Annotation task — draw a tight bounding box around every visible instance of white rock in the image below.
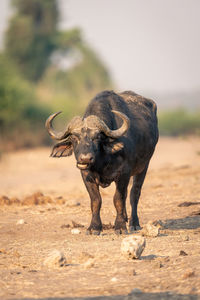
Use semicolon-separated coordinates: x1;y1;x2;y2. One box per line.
16;219;25;225
121;235;146;259
43;250;66;268
83;258;95;269
71;228;81;235
111;277;118;282
141;221;160;237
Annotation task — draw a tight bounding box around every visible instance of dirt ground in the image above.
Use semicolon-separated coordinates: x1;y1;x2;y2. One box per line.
0;137;200;300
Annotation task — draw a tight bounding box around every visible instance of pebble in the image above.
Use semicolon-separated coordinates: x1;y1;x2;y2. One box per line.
141;221;160;237
71;228;81;235
121;235;146;259
78;251;94;263
83;258;95;269
16;219;25;225
111;277;118;282
43;250;66;268
179;250;188;256
182;269;195;279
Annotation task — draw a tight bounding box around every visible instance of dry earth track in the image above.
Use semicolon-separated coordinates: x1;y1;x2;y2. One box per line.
0;137;200;299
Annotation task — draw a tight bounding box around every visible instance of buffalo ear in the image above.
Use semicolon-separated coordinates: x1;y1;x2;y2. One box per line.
50;140;73;158
104;141;124;154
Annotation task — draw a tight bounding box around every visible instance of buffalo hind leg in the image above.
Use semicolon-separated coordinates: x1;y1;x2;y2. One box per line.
129;164;149;231
114;175;130;234
81;171;102;235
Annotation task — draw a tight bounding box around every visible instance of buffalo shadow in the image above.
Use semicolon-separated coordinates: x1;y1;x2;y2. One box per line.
15;290;198;300
162;215;200;231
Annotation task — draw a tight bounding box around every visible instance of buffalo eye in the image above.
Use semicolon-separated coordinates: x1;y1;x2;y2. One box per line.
71;134;80;145
91;132;101;141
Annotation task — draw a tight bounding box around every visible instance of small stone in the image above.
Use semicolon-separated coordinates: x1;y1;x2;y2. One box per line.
16;219;25;225
132;269;136;276
152;219;164;228
66;200;81;207
78;251;94;263
121;235;146;259
0;195;10;205
71;220;84;228
183;235;189;241
83;258;95;269
61;224;71;229
111;277;118;282
43;250;66;268
141;221;160;237
71;228;81;234
179;250;188;256
152;261;163;269
55;196;66;205
182;269;195;279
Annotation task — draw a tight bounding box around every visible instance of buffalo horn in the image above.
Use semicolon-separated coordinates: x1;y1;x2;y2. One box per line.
45;111;82;140
100;110;130;138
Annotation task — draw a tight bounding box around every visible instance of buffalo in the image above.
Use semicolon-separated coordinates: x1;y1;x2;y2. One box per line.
46;90;159;234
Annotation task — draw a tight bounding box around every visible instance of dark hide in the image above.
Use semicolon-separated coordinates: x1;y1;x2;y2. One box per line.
49;90;159;234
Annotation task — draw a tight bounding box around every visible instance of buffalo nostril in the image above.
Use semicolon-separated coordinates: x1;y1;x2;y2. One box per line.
79;153;94;164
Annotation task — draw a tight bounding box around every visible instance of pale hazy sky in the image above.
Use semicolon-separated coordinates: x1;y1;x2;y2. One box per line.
1;0;200;95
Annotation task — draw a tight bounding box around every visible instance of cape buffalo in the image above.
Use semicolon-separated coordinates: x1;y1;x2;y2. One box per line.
46;90;159;234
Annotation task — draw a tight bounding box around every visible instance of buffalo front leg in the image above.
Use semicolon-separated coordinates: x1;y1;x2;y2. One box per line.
81;171;102;235
113;174;130;234
129;164;149;231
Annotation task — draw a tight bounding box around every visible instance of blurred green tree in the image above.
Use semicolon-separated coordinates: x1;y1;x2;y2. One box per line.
0;54;50;150
5;0;58;81
5;0;112;88
1;0;112;151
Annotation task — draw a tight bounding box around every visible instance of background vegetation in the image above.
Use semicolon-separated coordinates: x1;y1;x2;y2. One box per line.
158;109;200;136
0;0;199;152
0;0;112;151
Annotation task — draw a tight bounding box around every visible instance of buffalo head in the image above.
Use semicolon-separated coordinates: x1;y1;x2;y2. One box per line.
45;111;130;170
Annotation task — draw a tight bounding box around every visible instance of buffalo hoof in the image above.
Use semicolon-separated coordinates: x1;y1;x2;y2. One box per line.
86;229;101;236
115;228;129;235
129;225;142;232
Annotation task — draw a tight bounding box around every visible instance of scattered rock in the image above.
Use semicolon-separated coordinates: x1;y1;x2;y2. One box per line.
16;219;25;225
121;235;146;259
179;250;188;256
66;200;81;207
178;201;200;207
43;250;67;268
132;269;137;276
141;221;160;237
61;224;71;229
55;196;66;205
71;228;81;235
182;269;195;279
0;195;11;205
183;235;190;241
78;251;94;263
0;249;7;254
10;197;21;205
83;258;95;269
28;270;38;273
152;261;164;269
152;219;164;228
111;277;118;282
22;192;53;205
0;193;68;206
71;220;84;228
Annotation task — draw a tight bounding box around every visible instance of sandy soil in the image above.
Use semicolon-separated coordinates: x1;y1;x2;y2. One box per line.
0;137;200;299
